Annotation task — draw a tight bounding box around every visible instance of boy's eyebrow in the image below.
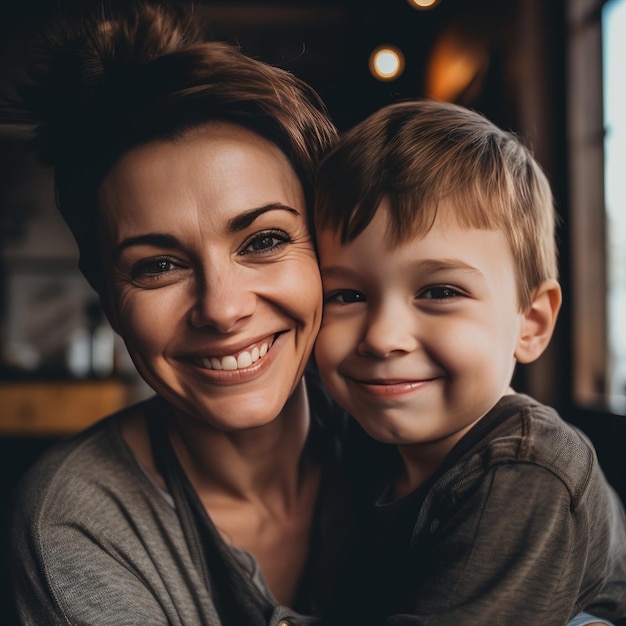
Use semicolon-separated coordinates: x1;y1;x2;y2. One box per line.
320;265;359;280
320;258;484;278
413;258;484;275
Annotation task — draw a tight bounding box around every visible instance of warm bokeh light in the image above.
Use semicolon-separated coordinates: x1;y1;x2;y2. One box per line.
424;28;488;102
407;0;441;10
369;45;405;81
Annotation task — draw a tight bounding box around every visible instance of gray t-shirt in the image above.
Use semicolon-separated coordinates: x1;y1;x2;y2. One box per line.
9;390;352;626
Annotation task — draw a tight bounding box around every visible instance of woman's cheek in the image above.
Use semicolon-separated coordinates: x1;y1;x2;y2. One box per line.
276;250;323;330
114;287;180;355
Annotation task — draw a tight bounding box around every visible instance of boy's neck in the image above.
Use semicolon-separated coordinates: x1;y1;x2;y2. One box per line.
395;435;465;499
394;387;516;497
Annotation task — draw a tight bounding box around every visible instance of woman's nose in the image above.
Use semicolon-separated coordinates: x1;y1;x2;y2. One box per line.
189;265;256;333
357;303;419;358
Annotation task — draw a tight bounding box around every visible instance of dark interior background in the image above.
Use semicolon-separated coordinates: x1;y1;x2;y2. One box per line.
1;0;624;624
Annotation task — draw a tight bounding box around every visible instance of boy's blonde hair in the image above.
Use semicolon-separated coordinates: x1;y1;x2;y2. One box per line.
314;100;558;312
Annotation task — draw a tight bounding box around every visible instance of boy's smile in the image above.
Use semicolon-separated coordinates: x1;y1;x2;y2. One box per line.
315;198;527;467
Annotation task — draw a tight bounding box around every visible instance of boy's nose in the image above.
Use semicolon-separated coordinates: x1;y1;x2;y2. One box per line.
357;303;419;358
189;266;256;333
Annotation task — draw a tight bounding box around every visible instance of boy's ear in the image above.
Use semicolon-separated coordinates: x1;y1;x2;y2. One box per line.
515;279;562;364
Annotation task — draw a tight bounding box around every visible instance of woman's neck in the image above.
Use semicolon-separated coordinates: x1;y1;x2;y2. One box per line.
168;377;312;506
170;377;321;607
121;376;320;606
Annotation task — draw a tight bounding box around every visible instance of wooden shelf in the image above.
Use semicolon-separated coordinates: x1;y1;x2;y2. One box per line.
0;380;131;437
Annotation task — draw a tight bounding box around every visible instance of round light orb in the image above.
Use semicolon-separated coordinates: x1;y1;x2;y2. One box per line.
369;45;405;82
407;0;441;9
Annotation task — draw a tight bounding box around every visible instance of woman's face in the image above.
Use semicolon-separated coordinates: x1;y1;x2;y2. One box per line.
98;123;322;431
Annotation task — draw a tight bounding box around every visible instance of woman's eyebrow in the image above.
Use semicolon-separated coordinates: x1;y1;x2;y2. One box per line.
227;203;299;232
114;233;182;259
112;205;300;259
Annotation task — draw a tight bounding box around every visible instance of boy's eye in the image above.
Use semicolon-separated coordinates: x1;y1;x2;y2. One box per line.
419;285;462;300
240;230;291;255
325;289;366;305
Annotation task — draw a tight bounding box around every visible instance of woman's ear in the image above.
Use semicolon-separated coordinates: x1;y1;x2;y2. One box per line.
99;293;120;336
515;279;562;364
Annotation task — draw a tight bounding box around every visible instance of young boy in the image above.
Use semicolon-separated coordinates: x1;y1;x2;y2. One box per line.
314;100;626;625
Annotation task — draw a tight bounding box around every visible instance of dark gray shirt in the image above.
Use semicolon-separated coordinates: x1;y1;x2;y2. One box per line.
335;394;626;625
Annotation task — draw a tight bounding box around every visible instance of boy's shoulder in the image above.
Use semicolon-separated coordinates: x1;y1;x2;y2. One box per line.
457;393;599;505
488;392;592;458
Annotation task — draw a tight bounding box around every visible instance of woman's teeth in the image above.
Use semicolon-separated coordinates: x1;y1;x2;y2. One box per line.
198;341;271;371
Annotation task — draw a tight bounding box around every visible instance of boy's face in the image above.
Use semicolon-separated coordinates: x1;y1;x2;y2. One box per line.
315;199;526;455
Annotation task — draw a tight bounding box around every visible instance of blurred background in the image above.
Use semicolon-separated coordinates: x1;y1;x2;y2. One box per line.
0;0;624;621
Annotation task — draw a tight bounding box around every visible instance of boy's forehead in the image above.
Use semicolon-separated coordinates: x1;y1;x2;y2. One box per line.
316;206;406;265
316;205;520;306
316;226;348;255
316;196;498;246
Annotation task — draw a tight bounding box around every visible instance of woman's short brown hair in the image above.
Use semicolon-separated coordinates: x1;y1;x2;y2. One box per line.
315;99;557;311
6;2;337;295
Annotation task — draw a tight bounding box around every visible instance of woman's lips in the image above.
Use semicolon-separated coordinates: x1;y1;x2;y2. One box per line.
191;335;276;371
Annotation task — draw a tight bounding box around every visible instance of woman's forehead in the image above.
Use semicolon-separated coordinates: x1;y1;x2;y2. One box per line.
97;123;306;240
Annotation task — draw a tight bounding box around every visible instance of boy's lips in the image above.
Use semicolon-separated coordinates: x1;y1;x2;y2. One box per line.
349;376;439;397
188;334;277;371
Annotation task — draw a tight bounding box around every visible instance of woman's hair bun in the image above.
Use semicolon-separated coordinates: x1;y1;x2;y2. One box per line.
7;2;199;169
1;1;337;295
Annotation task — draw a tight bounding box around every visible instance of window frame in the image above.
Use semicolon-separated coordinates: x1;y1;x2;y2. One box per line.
566;0;623;414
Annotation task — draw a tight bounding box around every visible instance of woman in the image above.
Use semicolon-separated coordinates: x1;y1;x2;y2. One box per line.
6;3;350;624
4;3;614;625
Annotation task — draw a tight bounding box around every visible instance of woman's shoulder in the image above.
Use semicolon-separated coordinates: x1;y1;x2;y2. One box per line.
10;395;165;530
7;397;208;626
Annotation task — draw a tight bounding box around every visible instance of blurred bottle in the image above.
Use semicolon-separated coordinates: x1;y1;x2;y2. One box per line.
66;300;115;378
87;300;115;378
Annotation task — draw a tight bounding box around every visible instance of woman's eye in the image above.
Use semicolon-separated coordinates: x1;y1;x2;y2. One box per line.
130;256;181;281
420;285;462;300
241;230;291;255
325;289;366;305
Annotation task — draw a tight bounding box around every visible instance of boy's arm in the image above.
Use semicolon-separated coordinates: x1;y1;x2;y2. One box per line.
384;462;626;626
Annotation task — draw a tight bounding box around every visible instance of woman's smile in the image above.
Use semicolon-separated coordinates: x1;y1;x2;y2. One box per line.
180;332;284;385
190;333;276;371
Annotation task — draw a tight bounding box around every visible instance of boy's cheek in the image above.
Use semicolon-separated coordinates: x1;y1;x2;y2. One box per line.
315;323;346;370
314;329;348;403
314;325;334;366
